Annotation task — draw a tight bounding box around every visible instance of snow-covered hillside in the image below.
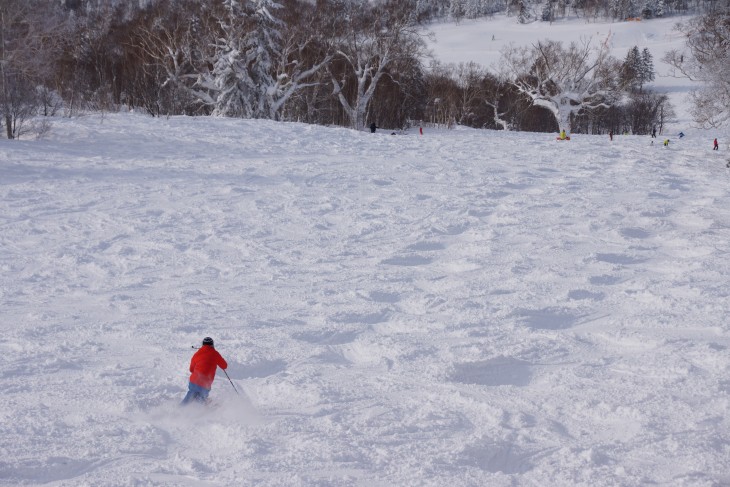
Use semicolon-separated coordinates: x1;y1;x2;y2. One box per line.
427;15;699;126
1;114;728;485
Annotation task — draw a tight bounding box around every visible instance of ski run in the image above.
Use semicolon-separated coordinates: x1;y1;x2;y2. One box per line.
1;112;729;486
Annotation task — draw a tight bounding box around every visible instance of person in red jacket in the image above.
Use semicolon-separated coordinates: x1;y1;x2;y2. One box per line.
181;337;228;405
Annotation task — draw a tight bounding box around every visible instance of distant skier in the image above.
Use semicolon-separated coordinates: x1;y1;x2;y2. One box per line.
678;132;685;139
664;139;670;147
181;337;228;406
609;130;613;141
369;122;377;133
557;129;570;141
713;138;719;150
651;126;656;138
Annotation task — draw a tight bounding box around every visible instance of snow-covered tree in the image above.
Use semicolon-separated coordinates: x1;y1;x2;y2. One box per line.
453;62;487;125
464;0;481;18
641;0;655;18
517;0;531;23
136;0;329;120
134;2;217;114
610;0;639;19
500;38;621;131
1;0;63;138
135;1;241;117
542;1;555;21
209;0;257;117
450;0;466;21
264;25;332;120
664;10;730;128
556;0;567;17
328;6;427;130
481;71;513;130
209;0;287;118
655;0;665;17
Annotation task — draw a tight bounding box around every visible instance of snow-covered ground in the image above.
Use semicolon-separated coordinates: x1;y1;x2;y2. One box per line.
426;15;699;126
1;113;729;485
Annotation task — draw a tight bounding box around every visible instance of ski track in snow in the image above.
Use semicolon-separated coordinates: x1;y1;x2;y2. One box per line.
1;114;729;486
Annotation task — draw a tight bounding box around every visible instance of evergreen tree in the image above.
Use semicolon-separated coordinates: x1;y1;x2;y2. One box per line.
640;47;655;88
621;46;642;91
610;0;639;19
655;0;665;17
609;0;624;18
210;0;284;118
464;0;480;18
542;1;554;21
517;0;531;23
556;0;567;17
211;0;255;117
246;0;284;117
450;0;466;20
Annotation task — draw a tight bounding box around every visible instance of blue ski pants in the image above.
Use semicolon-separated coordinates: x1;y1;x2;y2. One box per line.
180;382;210;405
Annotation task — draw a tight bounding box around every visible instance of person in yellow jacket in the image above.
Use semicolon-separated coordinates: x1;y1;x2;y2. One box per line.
560;129;567;140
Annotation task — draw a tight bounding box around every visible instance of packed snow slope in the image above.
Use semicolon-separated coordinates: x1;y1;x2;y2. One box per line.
427;15;687;71
1;114;729;486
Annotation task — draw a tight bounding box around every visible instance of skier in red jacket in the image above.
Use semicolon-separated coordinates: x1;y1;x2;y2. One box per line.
181;337;228;405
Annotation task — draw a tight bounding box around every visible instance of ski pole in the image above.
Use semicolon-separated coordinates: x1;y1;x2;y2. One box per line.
223;369;240;395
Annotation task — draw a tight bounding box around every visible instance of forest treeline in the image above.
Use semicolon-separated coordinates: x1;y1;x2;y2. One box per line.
1;0;727;139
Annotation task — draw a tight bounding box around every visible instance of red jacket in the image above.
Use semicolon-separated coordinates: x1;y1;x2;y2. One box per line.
189;345;227;389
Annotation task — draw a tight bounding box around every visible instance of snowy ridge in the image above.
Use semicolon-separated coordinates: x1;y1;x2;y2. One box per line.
1;114;729;485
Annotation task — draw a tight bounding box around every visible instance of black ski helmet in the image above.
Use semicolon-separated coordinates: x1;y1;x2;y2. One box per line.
202;337;214;347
